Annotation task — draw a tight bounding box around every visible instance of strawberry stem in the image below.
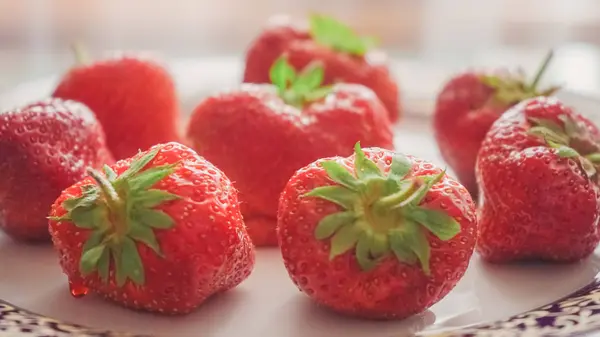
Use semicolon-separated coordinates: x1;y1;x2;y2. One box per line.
374;180;418;210
86;168;126;237
71;42;90;65
530;50;554;91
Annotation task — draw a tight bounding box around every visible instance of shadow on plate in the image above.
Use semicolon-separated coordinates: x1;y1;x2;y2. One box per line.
32;285;251;337
271;295;435;337
473;253;600;320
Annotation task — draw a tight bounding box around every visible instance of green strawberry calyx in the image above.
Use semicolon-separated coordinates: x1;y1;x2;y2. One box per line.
528;114;600;180
481;50;560;106
49;148;180;287
269;56;332;107
303;143;461;275
309;14;378;56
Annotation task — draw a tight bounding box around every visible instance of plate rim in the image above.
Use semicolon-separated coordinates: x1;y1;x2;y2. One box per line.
2;275;600;337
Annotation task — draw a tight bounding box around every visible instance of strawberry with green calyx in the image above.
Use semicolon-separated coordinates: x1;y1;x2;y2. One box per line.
187;58;393;247
243;14;401;121
277;143;477;319
306;143;460;274
433;51;559;198
49;142;255;314
51;148;179;286
477;97;600;263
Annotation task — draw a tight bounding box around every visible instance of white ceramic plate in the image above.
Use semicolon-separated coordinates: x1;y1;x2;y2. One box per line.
1;57;600;337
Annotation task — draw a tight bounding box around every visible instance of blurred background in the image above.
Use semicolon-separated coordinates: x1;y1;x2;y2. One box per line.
1;0;600;101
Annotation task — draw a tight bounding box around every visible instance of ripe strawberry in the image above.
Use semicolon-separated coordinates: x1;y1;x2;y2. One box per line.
277;143;477;319
52;50;181;160
0;98;113;242
476;96;600;262
187;57;393;247
48;142;255;314
243;14;401;122
433;52;558;197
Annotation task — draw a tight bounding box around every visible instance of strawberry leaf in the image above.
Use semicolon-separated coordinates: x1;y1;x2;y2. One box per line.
118;148;159;181
133;189;180;208
121;237;144;285
551;144;580;158
111;246;126;287
63;186;99;211
406;207;461;241
320;160;358;190
314;211;355;240
309;14;377;56
586;153;600;164
97;248;110;283
303;86;332;102
389;221;431;275
81;230;104;256
304;185;357;209
388;229;417;265
270;56;297;93
103;165;117;181
397;171;445;208
355;233;377;270
388;154;412;181
329;225;361;259
369;234;389;258
128;221;162;255
70;205;105;229
528;125;570;145
528;114;600;181
353;142;383;179
481;51;559;105
128;163;177;191
136;209;175;229
528;117;564;134
559;114;586;138
579;157;597;178
293;62;324;95
268;56;332;107
80;244;107;276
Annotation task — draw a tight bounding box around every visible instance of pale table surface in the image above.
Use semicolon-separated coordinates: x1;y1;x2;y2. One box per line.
0;0;599;98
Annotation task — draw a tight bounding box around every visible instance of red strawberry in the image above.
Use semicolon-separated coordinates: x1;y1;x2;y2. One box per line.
476;96;600;262
0;98;113;242
52;50;181;160
433;52;558;197
277;143;477;319
243;14;401;122
187;57;393;247
48;142;255;314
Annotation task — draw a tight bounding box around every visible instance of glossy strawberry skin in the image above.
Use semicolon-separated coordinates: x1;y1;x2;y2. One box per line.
0;98;113;241
433;72;509;198
243;19;401;122
53;56;181;160
476;97;600;262
277;148;477;319
186;84;393;246
48;142;255;314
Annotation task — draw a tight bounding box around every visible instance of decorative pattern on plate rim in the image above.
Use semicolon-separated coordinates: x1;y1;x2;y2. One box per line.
2;279;600;337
